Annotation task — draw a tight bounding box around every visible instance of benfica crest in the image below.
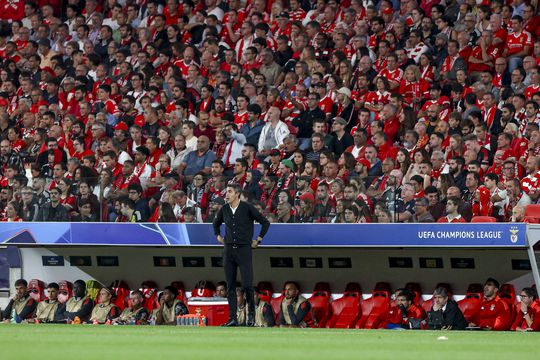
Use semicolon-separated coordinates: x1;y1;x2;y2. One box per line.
509;226;519;243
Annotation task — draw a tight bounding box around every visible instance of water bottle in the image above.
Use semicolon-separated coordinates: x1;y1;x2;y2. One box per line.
10;309;17;324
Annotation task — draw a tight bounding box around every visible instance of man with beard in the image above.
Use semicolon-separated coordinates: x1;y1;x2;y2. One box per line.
280;282;316;328
113;290;149;325
469;278;512;331
448;157;467;191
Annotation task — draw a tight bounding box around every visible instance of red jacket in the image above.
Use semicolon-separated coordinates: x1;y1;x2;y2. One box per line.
474;296;512;330
380;303;426;328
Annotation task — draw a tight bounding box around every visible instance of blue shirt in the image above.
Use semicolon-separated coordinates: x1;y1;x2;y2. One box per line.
182;150;217;176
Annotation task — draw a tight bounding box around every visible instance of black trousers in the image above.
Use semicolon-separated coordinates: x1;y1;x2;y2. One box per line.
223;244;254;321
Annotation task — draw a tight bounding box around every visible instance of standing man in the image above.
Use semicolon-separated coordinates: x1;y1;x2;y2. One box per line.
213;184;270;327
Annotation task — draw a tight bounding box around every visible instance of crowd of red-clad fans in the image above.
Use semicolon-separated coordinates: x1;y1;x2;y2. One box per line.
0;0;540;223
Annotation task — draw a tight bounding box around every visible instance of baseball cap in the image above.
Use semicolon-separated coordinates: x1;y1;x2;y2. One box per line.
277;11;290;19
270;149;281;157
114;122;129;131
356;158;371;170
336;87;351;98
299;192;315;204
281;159;294;170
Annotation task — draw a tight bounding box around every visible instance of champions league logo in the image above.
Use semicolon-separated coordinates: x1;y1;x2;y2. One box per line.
509;226;519;244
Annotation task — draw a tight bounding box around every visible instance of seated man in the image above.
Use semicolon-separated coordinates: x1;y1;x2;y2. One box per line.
64;280;94;323
254;287;275;327
1;279;37;323
236;287;247;326
214;281;227;298
89;287;121;324
469;278;512;331
153;286;188;325
427;287;467;330
382;290;426;329
112;290;149;325
279;281;317;328
512;287;540;331
31;282;65;323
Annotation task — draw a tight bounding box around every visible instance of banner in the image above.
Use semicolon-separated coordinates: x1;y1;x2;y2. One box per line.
0;223;527;247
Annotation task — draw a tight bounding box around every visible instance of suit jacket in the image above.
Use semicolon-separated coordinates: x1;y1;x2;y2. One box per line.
427;300;467;330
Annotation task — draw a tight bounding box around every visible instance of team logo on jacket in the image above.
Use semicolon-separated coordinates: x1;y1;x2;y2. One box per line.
509;226;519;243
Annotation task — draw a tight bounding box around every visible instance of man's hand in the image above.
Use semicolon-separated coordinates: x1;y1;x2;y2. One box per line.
217;235;224;244
285;298;294;306
251;240;259;248
441;325;453;330
521;302;528;313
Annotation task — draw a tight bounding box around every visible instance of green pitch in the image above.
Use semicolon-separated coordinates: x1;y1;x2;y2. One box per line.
0;325;538;359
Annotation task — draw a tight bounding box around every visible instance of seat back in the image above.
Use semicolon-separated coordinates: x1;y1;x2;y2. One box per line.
525;204;540;219
28;279;46;302
471;216;497;223
359;290;390;329
499;283;517;320
58;280;73;304
259;289;272;303
313;282;331;293
327;292;361;328
111;280;130;310
457;295;482;323
373;282;391;293
191;280;215;298
85;280;102;302
344;282;362;295
171;281;186;303
405;282;423;305
270;293;285;323
140;280;159;312
309;290;331;327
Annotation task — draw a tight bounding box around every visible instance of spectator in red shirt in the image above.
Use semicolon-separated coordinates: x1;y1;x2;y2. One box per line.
437;196;467;223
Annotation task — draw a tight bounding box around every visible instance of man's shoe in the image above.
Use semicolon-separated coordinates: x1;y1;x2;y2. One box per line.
222;319;238;327
246;314;255;327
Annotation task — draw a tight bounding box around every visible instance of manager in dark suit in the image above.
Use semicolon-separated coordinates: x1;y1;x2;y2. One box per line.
427;287;468;330
213;183;270;327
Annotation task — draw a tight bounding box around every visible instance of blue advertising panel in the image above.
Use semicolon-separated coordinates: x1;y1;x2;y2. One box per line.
0;223;527;247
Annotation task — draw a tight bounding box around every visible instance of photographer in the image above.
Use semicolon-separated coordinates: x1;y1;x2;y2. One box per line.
427;287;467;330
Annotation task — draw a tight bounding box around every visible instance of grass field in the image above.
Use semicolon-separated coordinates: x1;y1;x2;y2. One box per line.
0;325;539;359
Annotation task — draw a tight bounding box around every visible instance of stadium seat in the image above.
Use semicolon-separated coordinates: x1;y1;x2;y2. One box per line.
191;280;216;298
326;283;362;329
140;280;159;312
309;282;332;327
110;280;130;310
170;281;186;303
86;280;103;302
28;279;45;302
457;284;483;323
257;281;274;302
357;286;391;329
270;284;288;323
525;204;540;220
58;280;73;304
405;282;423;305
326;292;361;328
471;216;497;223
499;284;517;320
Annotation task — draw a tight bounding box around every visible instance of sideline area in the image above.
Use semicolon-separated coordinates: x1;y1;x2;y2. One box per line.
0;325;538;359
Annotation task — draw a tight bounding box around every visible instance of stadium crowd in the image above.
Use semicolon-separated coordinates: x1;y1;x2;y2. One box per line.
2;277;539;330
0;0;540;223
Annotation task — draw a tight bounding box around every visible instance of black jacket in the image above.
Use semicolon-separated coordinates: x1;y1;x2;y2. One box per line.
427;299;467;330
36;202;69;222
213;201;270;245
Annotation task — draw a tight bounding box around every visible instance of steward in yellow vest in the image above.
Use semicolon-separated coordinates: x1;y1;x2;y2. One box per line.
32;282;65;323
113;290;150;325
64;280;94;323
254;287;275;327
279;282;317;328
1;279;37;323
154;286;188;325
89;287;120;324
